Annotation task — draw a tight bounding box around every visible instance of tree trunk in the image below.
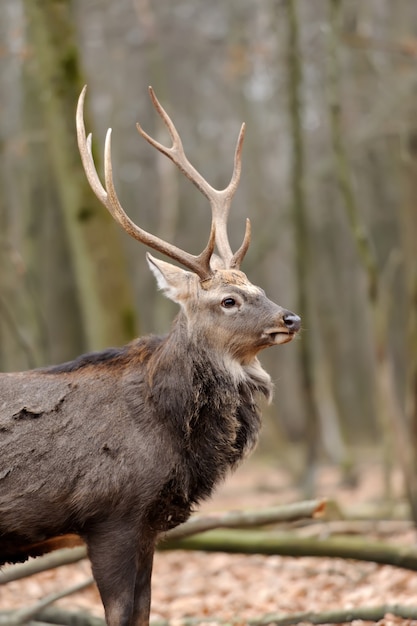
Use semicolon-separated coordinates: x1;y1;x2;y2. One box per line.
23;0;137;352
286;0;322;495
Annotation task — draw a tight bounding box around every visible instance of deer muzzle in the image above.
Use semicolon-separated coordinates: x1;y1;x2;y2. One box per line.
263;311;301;345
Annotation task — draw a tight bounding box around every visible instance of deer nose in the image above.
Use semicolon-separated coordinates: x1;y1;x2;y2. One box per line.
283;312;301;333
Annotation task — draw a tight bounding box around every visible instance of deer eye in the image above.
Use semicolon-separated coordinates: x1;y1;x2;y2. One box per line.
221;297;237;309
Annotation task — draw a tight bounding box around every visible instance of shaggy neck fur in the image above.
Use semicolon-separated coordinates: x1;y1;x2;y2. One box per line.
144;313;273;528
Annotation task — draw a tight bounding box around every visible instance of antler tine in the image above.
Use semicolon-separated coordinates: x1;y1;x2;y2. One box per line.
230;218;251;269
137;87;250;269
76;86;214;280
225;122;245;201
136;87;218;202
76;86;108;205
211;122;246;267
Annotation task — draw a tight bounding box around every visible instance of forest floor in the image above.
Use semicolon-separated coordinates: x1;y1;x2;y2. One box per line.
2;455;417;625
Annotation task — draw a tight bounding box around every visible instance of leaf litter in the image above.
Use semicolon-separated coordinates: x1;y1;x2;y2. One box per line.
1;457;417;626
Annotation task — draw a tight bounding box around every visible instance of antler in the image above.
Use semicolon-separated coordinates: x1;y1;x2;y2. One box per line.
137;87;250;270
76;86;250;279
76;86;215;280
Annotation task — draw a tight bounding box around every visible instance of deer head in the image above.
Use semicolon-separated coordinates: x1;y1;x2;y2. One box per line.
76;87;300;364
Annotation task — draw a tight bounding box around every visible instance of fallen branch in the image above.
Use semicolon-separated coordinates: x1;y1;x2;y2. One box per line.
0;501;325;584
24;604;417;626
165;499;326;540
0;578;94;625
28;605;105;626
242;605;417;625
160;528;417;571
297;518;413;538
28;606;105;625
344;500;410;521
0;547;87;584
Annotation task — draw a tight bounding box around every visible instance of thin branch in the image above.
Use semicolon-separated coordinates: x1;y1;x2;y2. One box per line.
29;606;105;626
297;518;413;538
0;578;94;625
0;546;87;584
150;605;417;626
164;499;326;540
342;32;417;57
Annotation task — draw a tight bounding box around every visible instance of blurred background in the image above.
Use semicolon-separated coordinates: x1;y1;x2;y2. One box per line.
0;0;416;501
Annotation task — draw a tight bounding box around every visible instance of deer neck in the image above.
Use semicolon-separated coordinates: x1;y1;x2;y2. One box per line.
148;313;273;425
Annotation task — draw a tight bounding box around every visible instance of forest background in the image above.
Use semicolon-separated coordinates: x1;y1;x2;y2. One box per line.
1;0;417;501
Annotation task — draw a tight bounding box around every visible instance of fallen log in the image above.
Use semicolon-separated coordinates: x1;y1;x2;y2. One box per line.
160;528;417;571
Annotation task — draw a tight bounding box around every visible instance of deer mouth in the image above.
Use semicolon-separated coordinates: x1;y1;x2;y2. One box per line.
263;328;295;345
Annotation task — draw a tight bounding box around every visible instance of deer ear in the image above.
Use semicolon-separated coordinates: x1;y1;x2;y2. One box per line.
146;253;195;302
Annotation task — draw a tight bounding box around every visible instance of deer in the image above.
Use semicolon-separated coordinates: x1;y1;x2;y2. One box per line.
0;86;301;626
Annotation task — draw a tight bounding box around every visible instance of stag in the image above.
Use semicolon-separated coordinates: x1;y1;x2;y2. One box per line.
0;87;300;626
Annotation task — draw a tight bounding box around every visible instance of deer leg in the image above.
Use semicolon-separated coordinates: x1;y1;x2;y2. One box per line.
86;524;152;626
131;542;155;626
